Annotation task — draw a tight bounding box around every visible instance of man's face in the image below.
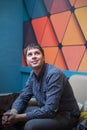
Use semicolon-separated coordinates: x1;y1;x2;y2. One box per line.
26;48;45;69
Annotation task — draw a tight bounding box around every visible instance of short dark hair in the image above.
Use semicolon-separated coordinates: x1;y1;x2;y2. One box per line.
25;42;44;56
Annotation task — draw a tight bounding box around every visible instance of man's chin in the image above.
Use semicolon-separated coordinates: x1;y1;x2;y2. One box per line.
32;65;41;69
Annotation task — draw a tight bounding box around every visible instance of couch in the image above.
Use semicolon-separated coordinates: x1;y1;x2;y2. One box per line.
69;74;87;104
69;74;87;130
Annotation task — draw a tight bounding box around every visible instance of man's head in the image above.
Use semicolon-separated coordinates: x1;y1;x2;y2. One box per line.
25;43;45;72
25;42;44;57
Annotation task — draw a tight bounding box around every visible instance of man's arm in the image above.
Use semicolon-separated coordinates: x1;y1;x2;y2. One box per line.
25;73;64;120
12;82;33;113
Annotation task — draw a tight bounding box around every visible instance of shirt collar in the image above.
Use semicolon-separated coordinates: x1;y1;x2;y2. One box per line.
33;63;45;81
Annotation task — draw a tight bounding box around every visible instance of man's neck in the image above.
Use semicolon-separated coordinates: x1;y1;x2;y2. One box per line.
33;63;45;76
33;65;43;76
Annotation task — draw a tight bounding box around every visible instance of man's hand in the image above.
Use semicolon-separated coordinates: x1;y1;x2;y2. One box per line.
2;109;27;128
2;109;18;127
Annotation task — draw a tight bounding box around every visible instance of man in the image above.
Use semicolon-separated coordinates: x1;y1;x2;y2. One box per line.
2;43;80;130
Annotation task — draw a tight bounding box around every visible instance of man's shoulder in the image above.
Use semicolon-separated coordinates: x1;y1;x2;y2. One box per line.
46;63;60;71
45;63;66;78
45;63;63;75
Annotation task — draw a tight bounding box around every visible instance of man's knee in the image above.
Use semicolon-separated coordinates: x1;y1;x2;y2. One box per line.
24;119;47;130
24;120;37;130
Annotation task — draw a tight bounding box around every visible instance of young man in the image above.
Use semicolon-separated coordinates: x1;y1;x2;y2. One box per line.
2;43;80;130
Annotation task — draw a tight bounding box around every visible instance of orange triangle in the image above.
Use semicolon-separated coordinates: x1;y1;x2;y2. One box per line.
78;49;87;71
75;7;87;40
43;47;58;64
62;13;85;45
54;50;67;70
62;45;85;71
50;11;71;43
41;18;58;47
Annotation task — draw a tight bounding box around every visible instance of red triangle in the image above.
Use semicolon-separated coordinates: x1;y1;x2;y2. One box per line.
62;46;85;70
32;16;48;43
50;11;71;43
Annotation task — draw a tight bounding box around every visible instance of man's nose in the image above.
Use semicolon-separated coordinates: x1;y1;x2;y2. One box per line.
32;54;36;58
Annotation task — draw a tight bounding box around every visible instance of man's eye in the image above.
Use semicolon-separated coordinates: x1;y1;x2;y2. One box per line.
35;52;40;55
28;53;32;56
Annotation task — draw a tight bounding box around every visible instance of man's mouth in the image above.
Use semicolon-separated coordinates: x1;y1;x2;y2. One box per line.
32;60;38;64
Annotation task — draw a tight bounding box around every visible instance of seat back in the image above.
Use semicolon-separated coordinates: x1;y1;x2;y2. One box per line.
69;74;87;104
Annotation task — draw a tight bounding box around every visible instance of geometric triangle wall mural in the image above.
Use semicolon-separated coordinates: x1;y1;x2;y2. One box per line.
23;0;87;72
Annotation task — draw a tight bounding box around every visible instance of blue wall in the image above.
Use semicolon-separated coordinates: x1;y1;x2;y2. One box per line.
0;0;23;93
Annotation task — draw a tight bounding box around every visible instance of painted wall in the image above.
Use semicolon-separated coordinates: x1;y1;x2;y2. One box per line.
21;0;87;89
23;0;87;72
0;0;23;93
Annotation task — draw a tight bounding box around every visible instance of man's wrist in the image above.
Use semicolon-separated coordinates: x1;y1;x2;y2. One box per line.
17;113;27;122
10;108;17;114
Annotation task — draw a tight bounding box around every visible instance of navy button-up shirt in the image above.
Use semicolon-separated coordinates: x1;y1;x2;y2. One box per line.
12;63;80;120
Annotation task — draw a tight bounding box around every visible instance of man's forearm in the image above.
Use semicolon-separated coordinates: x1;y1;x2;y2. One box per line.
11;109;28;122
16;113;28;122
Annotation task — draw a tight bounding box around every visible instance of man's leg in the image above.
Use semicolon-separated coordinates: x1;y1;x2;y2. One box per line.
24;112;77;130
24;118;61;130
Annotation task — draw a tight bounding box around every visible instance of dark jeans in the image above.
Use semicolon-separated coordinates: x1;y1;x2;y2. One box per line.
10;106;78;130
24;113;77;130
